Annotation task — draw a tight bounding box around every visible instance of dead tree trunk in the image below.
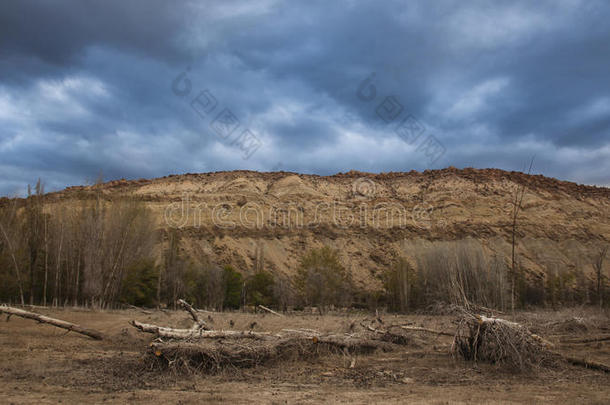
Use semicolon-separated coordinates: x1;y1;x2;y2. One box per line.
258;305;284;317
560;354;610;373
399;325;455;337
593;245;608;309
130;320;272;339
126;304;153;314
43;214;48;307
510;158;534;313
560;335;610;344
0;305;103;340
0;219;25;306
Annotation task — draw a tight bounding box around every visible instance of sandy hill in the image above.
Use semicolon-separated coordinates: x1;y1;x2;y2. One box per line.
41;168;610;291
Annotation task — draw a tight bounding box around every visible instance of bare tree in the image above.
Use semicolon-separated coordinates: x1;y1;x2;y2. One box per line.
25;180;45;304
273;274;294;312
42;203;49;306
206;266;226;310
384;257;414;312
0;174;156;308
509;157;534;313
593;245;609;309
53;211;64;307
42;194;155;308
81;191;105;307
0;199;25;305
101;198;155;306
67;207;85;306
414;239;509;311
162;228;186;309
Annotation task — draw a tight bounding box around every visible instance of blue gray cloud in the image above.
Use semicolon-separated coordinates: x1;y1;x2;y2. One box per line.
1;0;609;196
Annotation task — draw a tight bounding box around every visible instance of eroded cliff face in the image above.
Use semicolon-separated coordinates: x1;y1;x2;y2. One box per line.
45;168;610;290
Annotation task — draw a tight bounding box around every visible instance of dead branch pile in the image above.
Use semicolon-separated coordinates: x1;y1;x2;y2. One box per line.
146;330;395;372
453;313;556;371
130;300;402;371
148;339;301;371
132;300;610;374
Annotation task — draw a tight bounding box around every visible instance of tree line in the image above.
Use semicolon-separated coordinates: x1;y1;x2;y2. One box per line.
0;180;155;307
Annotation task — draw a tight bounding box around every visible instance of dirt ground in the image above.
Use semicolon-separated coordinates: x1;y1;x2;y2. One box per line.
1;307;609;404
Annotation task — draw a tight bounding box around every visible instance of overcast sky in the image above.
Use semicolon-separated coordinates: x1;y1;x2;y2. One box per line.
1;0;609;196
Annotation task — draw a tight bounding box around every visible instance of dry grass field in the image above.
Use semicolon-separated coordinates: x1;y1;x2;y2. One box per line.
1;307;609;404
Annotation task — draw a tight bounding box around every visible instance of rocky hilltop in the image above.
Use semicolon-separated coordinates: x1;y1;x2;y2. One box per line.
45;168;610;291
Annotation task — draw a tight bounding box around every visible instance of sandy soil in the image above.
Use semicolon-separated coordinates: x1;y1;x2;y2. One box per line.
1;307;609;404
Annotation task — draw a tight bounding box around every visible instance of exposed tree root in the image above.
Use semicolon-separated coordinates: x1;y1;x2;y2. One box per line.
453;313;557;371
453;312;610;373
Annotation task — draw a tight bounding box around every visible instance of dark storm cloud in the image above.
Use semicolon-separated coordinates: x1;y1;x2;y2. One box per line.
0;0;609;196
0;0;188;65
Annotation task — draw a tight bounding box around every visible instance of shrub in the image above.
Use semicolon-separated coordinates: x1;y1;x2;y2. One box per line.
245;270;275;307
414;239;509;310
223;265;243;309
295;246;351;312
187;265;225;310
273;274;295;311
383;257;416;312
120;259;158;307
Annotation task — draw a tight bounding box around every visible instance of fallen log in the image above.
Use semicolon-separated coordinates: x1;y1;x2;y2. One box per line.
281;328;320;335
131;319;397;352
560;335;610;344
0;305;103;340
400;325;454;337
559;354;610;373
474;305;505;315
258;305;284;317
127;304;153;315
130;320;271;339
